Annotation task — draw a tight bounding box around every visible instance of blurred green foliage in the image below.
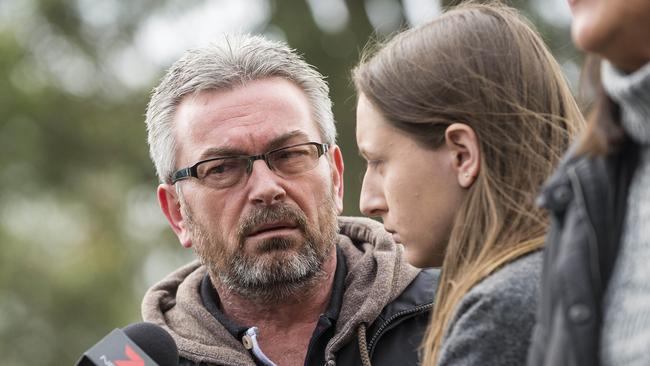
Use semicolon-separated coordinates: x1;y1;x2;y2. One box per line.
0;0;578;364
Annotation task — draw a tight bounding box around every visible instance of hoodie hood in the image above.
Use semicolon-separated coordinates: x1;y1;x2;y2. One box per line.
141;216;420;365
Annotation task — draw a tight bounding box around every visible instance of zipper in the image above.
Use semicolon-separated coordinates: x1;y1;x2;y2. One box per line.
366;302;434;356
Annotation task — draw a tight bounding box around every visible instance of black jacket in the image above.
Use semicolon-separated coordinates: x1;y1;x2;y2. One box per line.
527;143;639;366
334;268;437;366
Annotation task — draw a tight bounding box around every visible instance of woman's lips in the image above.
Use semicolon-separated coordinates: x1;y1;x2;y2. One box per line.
388;231;402;244
384;227;402;244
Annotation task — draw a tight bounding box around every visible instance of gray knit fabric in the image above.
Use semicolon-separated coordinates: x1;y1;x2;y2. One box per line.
437;251;542;366
600;60;650;366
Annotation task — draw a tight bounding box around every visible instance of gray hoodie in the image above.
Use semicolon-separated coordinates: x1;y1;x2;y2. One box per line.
141;216;437;366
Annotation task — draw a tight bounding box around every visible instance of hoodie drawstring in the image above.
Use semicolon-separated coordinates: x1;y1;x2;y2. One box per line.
242;327;278;366
357;324;372;366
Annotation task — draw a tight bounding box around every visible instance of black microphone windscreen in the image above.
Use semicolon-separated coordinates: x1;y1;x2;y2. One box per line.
122;322;179;366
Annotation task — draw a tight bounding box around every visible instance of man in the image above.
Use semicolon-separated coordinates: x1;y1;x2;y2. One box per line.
142;34;438;366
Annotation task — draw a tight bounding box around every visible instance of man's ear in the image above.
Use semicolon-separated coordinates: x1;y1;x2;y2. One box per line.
157;184;193;248
329;145;345;214
444;123;480;188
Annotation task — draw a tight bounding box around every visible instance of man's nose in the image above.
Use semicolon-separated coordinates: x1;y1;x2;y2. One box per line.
246;159;287;206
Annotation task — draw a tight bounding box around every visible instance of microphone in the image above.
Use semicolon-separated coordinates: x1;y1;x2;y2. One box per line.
75;322;179;366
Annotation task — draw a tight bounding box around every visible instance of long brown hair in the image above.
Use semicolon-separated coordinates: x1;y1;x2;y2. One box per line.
353;2;584;364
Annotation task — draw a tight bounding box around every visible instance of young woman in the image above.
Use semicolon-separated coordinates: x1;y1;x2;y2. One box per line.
353;3;584;365
528;1;650;365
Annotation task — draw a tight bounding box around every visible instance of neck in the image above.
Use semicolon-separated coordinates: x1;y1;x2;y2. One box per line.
211;248;338;328
597;28;650;74
602;60;650;145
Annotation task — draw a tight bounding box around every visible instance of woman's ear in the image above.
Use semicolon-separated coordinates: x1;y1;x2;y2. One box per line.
444;123;480;188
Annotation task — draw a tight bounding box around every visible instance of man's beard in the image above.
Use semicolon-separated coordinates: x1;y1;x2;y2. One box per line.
181;192;339;303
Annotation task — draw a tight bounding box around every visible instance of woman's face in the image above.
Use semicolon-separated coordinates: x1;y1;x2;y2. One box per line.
355;94;466;268
568;0;650;71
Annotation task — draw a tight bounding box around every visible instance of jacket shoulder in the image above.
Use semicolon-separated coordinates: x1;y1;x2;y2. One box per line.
369;267;439;337
539;142;638;212
361;268;439;366
379;267;439;318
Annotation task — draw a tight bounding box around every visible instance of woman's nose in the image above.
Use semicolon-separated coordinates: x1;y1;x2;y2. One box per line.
359;173;387;217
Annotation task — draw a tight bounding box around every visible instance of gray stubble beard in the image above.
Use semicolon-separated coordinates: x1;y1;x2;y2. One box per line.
183;191;339;303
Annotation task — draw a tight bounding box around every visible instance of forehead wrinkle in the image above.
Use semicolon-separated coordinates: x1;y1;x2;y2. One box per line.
199;86;299;120
175;79;317;166
209;101;267;122
196;102;308;142
196;130;311;161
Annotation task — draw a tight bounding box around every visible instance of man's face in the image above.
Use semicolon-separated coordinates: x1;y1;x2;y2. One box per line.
158;77;344;300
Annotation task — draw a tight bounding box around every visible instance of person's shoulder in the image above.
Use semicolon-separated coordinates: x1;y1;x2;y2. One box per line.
466;250;542;304
388;267;440;311
451;250;543;323
477;250;542;289
437;252;542;365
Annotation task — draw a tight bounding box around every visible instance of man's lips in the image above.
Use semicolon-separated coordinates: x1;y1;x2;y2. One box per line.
247;222;299;238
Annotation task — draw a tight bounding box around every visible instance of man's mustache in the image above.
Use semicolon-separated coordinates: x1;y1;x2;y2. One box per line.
237;205;309;241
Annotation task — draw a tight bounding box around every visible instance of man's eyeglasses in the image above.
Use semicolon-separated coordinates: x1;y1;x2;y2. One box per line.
171;142;330;189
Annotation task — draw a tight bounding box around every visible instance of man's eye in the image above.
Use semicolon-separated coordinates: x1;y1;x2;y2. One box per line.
277;149;308;160
206;161;240;175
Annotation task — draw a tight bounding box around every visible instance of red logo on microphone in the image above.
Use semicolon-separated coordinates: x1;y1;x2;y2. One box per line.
114;345;144;366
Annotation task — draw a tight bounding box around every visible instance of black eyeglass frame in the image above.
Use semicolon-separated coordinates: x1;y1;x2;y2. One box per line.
170;142;330;185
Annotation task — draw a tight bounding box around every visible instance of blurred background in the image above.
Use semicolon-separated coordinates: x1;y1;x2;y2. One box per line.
0;0;581;364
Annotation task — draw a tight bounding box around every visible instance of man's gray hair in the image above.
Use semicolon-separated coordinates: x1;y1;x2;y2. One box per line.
145;34;336;183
